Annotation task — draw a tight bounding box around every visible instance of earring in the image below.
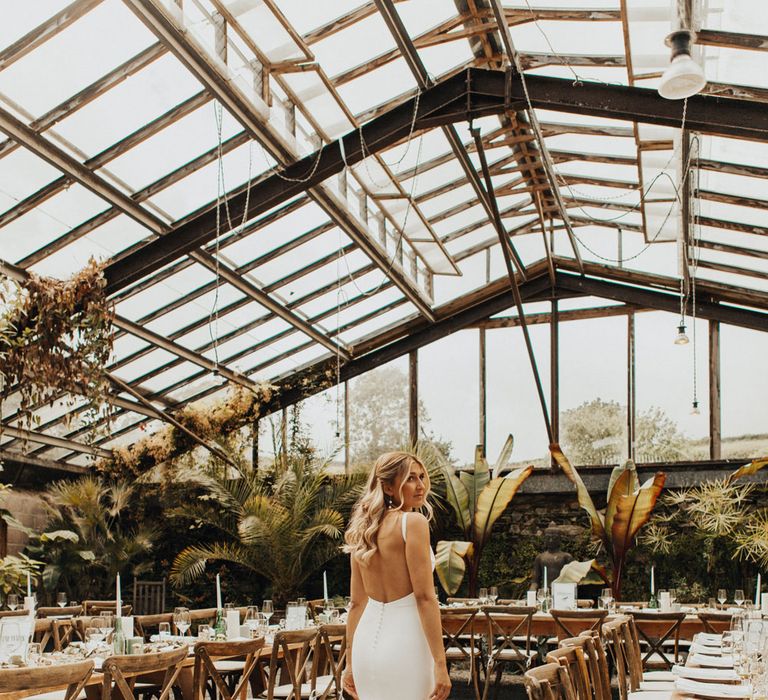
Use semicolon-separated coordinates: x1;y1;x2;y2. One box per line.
384;494;393;509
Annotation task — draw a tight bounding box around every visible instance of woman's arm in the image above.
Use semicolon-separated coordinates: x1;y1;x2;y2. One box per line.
404;512;451;700
343;554;367;699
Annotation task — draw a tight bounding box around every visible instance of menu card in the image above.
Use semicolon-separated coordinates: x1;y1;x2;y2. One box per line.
552;582;577;610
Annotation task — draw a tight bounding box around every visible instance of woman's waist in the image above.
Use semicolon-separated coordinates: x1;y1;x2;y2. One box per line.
366;591;417;609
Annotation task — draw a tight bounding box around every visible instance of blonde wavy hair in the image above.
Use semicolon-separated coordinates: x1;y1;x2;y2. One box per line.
344;451;433;565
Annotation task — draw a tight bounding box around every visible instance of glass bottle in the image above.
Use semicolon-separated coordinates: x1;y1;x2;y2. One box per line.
113;616;125;655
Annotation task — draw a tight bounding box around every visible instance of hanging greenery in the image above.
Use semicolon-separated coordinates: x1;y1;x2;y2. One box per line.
0;258;114;436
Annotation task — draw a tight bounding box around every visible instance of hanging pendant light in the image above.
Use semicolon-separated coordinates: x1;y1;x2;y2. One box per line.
674;323;689;345
658;30;707;100
691;400;701;416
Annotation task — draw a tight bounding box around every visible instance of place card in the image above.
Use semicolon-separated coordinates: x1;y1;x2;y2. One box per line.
226;610;241;640
0;617;33;664
526;591;537;607
552;582;577;610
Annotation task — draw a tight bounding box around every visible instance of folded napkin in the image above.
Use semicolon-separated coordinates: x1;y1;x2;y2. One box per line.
691;642;724;656
691;654;735;668
149;634;190;643
675;678;751;698
696;634;723;647
672;666;740;682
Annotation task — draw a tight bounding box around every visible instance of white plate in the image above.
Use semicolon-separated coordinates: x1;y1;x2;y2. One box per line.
696;634;723;647
691;643;724;656
672;666;740;682
691;654;735;669
676;678;751;698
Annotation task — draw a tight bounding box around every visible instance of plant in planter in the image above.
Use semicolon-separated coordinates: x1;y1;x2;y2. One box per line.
0;259;113;442
436;436;533;596
551;444;665;599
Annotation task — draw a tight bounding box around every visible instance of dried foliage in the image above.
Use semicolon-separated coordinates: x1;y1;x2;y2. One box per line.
0;259;113;435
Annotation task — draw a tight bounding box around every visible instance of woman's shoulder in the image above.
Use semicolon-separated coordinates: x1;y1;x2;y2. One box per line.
403;510;429;533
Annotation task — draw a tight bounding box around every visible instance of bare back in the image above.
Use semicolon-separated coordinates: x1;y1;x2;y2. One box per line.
358;511;415;603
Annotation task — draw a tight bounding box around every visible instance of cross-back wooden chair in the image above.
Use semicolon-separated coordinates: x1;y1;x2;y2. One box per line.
0;609;29;619
603;618;632;700
259;628;318;700
621;617;676;688
100;646;188;700
37;606;84;618
550;609;608;642
558;635;610;700
546;644;591;700
697;611;733;634
524;661;577;700
441;607;482;700
53;619;77;650
134;613;173;639
309;623;348;700
481;605;537;700
193;638;264;700
133;579;166;616
83;601;132;617
33;618;55;653
630;611;686;670
0;658;93;700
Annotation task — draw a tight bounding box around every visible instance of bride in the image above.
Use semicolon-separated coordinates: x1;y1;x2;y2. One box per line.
342;452;451;700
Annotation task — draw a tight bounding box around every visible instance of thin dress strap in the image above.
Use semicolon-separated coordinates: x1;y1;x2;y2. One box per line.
401;512;408;542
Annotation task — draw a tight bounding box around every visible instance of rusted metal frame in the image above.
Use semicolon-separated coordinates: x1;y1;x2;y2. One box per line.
698;158;768;180
258;0;314;62
561;195;640;214
472;127;553;442
704;81;768;104
559;173;639;190
0;0;104;72
696;188;768;211
694;238;768;261
0;450;88;475
374;0;525;277
555;270;768;332
627;311;636;461
188;249;352;360
198;0;455;282
302;1;405;45
17;106;235;268
550;149;637;168
518;52;625;70
540;121;635;138
697;29;768;52
708;321;721;460
0;106;170;236
478;327;486;454
118;0;440;318
106;373;239;468
486;2;584;271
550;299;559;450
0;42;167;163
474;303;644;327
568;214;643;233
0;176;69;230
462;0;499;65
408;350;418;446
501;7;621;23
618;0;650;247
680;131;692;287
694;258;768;282
697;216;768;237
0;425;111;459
440;200;531;244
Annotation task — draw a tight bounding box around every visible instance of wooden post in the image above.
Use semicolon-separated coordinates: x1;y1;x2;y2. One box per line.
252;419;259;469
212;12;227;64
344;381;351;473
709;320;721;459
281;406;288;467
551;300;560;452
627;311;636;461
409;350;418;447
479;328;487;455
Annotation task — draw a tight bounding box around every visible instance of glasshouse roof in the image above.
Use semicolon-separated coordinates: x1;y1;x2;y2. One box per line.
0;0;767;473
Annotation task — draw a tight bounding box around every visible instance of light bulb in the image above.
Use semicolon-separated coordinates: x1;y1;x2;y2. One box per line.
691;400;701;416
674;324;689;345
658;30;707;100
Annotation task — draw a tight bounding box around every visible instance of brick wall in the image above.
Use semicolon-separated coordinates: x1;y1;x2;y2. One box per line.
3;490;49;554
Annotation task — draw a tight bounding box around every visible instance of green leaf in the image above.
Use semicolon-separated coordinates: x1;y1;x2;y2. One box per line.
460;446;491;520
610;472;666;564
554;559;596;584
728;457;768;483
473;466;532;548
41;530;80;543
443;469;471;536
607;460;639;503
77;550;96;561
435;540;473;595
492;434;515;479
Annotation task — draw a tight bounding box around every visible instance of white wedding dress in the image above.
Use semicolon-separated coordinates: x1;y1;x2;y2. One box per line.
351;514;436;700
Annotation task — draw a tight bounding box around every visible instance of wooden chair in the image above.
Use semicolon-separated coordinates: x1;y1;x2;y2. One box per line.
83;601;132;617
604;618;632;700
546;645;591;700
524;662;576;700
0;659;93;700
630;612;686;669
53;619;77;650
259;628;318;700
550;609;608;642
37;606;84;618
309;623;348;700
481;606;537;700
193;638;264;700
134;613;173;639
441;607;482;700
0;609;30;618
133;579;166;616
558;635;610;700
100;646;187;700
33;618;55;653
697;611;733;634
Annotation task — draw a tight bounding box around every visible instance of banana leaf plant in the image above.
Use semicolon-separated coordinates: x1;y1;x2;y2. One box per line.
551;444;665;599
727;456;768;483
436;436;532;596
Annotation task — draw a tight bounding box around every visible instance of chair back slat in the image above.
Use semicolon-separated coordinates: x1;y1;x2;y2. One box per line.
558;635;610;700
264;628;318;700
550;609;608;642
630;611;686;670
101;646;187;700
83;601;132;617
603;618;631;700
310;623;347;700
132;579;166;616
193;637;264;700
546;645;591;700
0;659;93;700
134;612;173;639
37;606;84;618
698;611;733;634
524;662;577;700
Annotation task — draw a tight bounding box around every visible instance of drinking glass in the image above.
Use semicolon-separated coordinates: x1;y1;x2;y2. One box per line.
736;589;746;607
173;608;191;636
708;597;717;610
158;622;171;640
27;643;42;665
669;588;677;605
262;600;273;624
245;606;260;636
489;587;499;604
601;588;613;611
537;588;548;607
6;594;18;611
718;589;728;607
478;588;488;605
86;618;105;646
56;592;67;608
98;612;114;641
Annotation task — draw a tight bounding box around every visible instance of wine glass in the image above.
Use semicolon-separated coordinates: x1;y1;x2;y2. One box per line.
601;588;613;611
245;606;259;637
735;589;746;607
56;592;67;608
7;594;18;611
669;588;677;607
87;618;105;647
536;588;548;608
478;588;488;605
173;607;191;636
718;589;728;608
98;612;114;641
158;622;171;640
489;587;499;605
262;600;273;624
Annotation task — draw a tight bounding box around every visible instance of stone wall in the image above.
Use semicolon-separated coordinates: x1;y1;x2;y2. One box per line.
3;489;49;555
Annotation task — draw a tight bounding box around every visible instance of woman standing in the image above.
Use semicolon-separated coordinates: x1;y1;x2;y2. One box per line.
342;452;451;700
